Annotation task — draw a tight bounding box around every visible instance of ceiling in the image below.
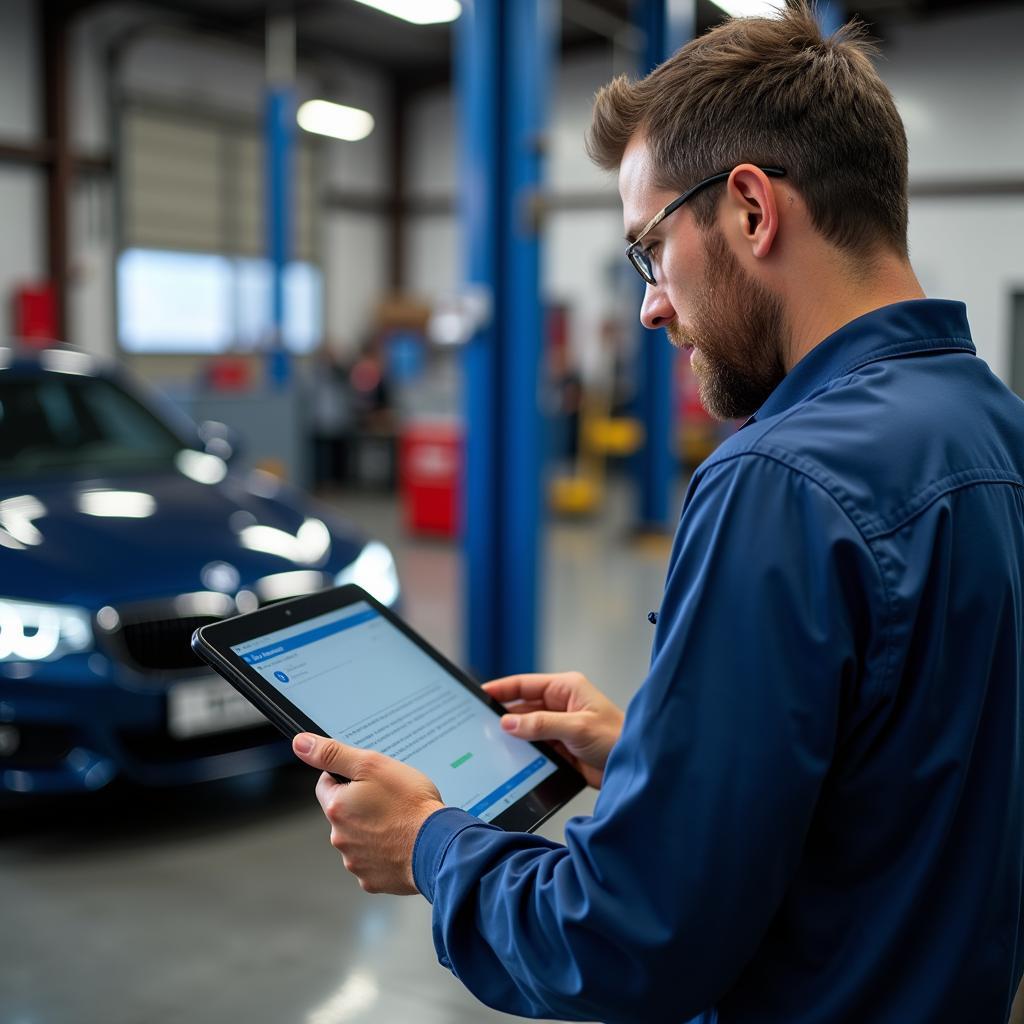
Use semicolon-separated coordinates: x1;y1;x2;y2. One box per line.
80;0;1023;88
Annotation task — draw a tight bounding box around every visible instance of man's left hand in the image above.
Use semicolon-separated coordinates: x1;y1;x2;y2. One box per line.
292;733;444;895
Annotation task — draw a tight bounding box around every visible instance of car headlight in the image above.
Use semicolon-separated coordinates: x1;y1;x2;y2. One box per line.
0;598;93;662
335;541;400;607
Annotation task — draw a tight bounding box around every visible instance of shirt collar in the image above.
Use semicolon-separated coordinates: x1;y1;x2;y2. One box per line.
746;299;975;427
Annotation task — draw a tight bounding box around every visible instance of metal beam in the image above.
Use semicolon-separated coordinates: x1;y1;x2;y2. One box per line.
388;82;409;291
457;0;554;680
42;2;72;341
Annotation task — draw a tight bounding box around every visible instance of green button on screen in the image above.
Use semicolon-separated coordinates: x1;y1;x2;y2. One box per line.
451;752;474;769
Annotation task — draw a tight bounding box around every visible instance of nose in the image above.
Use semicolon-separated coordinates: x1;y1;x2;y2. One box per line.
639;282;675;331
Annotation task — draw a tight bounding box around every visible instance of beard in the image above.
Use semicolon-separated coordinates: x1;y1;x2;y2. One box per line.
667;227;788;421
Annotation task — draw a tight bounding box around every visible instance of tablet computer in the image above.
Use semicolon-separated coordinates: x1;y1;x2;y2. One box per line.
191;584;585;832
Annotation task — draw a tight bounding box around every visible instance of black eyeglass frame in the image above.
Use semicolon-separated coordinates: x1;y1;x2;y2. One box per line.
625;166;787;285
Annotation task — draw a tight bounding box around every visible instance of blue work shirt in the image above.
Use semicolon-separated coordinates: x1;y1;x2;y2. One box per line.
412;299;1024;1023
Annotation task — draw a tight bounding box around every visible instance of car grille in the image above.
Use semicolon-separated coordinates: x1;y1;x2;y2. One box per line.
97;595;236;679
98;582;332;681
118;615;216;672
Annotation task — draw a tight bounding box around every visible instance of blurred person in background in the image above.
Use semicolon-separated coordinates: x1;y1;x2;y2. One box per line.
293;4;1024;1021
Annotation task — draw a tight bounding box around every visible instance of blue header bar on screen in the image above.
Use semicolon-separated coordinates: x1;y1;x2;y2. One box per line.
239;609;379;664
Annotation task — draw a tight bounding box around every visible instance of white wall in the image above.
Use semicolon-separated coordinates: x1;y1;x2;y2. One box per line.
883;6;1024;382
0;169;46;312
884;7;1024;181
402;6;1024;388
0;0;40;143
909;200;1024;380
319;63;393;354
324;211;388;349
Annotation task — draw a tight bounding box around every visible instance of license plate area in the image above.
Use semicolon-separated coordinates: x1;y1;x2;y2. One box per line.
167;676;267;739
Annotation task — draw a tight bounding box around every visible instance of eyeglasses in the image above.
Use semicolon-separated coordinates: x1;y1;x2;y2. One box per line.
625;166;786;285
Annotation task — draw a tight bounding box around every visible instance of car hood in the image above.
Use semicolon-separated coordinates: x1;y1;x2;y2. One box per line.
0;465;365;608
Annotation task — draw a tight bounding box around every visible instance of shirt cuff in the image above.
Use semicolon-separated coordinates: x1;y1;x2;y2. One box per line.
412;806;500;903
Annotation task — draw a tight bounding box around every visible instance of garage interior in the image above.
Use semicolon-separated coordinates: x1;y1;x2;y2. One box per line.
2;0;1023;1022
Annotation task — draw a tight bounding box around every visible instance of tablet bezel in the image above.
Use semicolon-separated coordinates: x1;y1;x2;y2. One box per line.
191;583;584;833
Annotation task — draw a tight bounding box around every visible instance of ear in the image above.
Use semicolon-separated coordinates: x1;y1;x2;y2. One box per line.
725;164;781;259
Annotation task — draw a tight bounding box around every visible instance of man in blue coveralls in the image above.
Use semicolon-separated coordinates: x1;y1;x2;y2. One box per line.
293;4;1024;1020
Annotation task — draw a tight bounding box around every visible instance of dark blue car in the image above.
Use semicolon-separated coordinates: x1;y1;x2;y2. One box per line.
0;344;399;794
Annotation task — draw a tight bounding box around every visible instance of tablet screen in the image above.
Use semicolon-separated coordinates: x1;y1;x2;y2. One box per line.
230;601;559;823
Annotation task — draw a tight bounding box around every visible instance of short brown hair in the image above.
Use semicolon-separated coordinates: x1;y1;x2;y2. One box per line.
587;1;908;258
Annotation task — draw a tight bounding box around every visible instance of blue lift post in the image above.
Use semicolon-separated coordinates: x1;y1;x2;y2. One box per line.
457;0;555;680
631;0;695;534
265;14;294;390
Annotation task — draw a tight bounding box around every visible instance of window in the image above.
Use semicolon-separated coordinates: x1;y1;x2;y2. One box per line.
117;103;321;354
118;249;323;354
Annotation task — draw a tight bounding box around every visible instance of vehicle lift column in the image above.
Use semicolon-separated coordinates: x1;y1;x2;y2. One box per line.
265;12;295;390
631;0;695;534
457;0;555;679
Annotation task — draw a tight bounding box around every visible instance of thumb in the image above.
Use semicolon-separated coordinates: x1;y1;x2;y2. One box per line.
292;733;359;777
502;710;587;745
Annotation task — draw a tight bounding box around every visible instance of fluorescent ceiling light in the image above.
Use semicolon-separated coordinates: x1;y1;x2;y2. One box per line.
708;0;783;17
297;100;375;142
350;0;461;25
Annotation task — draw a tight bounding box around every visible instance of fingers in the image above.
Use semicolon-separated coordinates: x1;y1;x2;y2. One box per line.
501;709;587;745
503;700;546;716
293;733;363;778
483;673;570;704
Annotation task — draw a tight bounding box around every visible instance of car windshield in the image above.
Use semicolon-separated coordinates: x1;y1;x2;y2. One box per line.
0;370;185;476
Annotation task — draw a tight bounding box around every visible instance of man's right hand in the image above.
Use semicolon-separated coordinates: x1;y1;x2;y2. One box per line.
481;672;625;789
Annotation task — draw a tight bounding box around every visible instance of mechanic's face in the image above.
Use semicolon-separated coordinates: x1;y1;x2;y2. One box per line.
619;137;787;421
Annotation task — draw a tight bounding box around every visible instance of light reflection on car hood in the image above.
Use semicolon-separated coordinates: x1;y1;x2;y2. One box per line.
0;465;364;608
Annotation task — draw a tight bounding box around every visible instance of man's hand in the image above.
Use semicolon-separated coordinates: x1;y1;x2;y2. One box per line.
292;734;444;895
482;672;625;789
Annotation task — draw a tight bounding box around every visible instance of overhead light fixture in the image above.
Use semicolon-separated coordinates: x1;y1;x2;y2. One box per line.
708;0;783;17
297;99;375;142
350;0;461;24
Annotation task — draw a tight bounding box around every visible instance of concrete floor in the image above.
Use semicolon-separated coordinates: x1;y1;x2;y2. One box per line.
1;479;677;1024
